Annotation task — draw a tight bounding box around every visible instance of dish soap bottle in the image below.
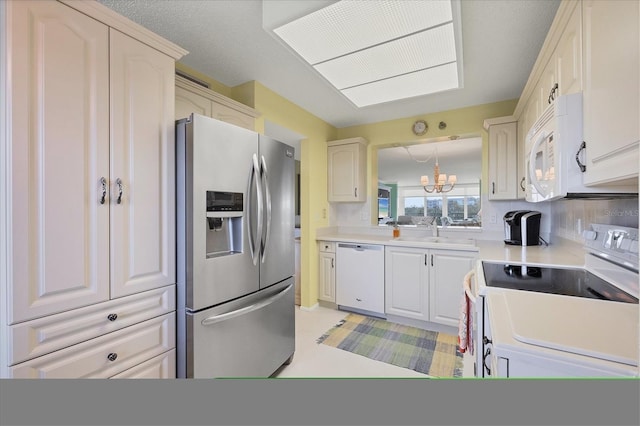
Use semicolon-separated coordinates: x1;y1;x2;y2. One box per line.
393;225;400;239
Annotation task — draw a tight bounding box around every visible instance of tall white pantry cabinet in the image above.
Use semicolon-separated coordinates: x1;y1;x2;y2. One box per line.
0;1;187;378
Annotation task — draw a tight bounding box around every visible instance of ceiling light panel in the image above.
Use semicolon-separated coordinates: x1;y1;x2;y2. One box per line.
342;62;459;107
273;0;453;65
314;23;456;90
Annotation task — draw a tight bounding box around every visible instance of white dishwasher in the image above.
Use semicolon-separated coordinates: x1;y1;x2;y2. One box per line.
336;243;385;317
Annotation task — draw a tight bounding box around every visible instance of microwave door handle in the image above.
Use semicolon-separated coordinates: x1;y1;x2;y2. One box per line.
528;132;548;197
260;155;271;263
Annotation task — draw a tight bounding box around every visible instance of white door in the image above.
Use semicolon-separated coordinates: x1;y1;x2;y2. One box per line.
582;0;639;185
328;143;359;201
318;252;335;302
429;250;475;327
109;29;176;299
488;122;518;200
384;247;429;321
8;0;110;323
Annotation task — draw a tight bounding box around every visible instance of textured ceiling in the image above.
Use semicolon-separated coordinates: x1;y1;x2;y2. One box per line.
97;0;560;128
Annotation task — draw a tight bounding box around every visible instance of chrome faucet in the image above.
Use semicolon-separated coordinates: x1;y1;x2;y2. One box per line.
431;219;439;237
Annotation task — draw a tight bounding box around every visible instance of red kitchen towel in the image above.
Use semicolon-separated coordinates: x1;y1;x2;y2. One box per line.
458;290;473;355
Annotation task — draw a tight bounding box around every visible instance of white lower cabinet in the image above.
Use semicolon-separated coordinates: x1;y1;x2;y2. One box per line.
428;250;476;328
318;241;336;303
111;349;176;379
384;247;429;321
385;246;476;327
10;313;175;379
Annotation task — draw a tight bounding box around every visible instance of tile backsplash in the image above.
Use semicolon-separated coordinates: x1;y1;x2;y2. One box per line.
550;198;639;242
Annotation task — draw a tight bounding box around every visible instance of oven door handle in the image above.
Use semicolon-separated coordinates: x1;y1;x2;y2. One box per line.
463;270;476;303
483;347;492;376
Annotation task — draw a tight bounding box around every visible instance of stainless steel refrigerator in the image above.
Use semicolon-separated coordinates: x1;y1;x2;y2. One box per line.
176;114;295;378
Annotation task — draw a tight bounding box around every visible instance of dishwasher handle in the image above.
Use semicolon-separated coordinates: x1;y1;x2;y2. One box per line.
337;243;383;251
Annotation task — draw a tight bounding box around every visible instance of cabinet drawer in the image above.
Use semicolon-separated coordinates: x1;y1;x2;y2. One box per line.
9;286;175;366
111;349;176;379
10;313;175;378
318;241;336;253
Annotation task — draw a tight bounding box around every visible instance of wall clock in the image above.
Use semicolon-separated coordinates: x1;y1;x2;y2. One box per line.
412;120;428;136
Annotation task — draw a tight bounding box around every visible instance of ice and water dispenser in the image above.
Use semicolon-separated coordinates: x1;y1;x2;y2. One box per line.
206;191;243;258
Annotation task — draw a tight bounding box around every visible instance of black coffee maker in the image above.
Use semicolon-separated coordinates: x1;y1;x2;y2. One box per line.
503;210;542;246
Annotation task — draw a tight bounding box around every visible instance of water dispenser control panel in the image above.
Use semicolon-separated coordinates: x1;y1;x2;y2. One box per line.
207;191;243;212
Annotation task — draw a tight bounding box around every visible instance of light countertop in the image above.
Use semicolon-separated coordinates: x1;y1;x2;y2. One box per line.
316;227;586;267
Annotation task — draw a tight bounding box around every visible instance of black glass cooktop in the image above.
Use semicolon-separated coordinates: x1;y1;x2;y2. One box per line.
482;262;638;304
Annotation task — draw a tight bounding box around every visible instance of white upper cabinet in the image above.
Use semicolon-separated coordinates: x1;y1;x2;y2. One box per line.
175;75;259;131
555;3;582;97
582;0;639;186
485;119;518;200
8;0;111;323
327;137;368;202
8;2;177;322
109;29;176;299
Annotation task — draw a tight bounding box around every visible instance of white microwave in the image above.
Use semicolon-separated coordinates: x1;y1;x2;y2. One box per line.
525;93;636;202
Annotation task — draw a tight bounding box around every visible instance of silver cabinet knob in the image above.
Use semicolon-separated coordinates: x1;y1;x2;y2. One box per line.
107;313;118;322
107;353;118;362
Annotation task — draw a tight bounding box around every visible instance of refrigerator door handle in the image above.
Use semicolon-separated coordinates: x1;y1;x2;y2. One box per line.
247;154;263;265
260;155;272;263
200;284;292;326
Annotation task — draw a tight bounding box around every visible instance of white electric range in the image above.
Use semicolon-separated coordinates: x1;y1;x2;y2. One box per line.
472;223;639;378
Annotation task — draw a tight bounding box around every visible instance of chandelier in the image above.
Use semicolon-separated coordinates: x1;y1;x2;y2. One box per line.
421;152;457;193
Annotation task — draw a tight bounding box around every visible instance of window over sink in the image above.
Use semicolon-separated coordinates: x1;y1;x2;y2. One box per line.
378;136;482;228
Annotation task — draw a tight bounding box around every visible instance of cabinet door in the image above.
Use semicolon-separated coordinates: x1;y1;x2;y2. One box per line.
318;253;336;302
582;0;639;185
110;30;176;299
175;86;212;120
328;142;366;202
555;2;582;97
429;250;475;327
384;247;429;321
487;122;518;200
8;0;110;323
318;252;336;302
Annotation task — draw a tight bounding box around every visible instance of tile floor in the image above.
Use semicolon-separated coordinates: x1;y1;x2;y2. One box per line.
273;305;475;378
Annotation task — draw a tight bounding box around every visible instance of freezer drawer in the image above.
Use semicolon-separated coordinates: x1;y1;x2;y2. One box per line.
184;279;295;378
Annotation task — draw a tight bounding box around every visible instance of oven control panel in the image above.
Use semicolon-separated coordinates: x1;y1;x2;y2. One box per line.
583;224;639;270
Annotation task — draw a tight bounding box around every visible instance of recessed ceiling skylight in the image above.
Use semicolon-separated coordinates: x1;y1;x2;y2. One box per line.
272;0;463;108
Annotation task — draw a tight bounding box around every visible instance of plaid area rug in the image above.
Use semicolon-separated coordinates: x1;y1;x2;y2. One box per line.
316;313;463;378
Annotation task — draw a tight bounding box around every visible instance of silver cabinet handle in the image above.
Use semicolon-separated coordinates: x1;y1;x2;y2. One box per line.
354;188;358;198
520;177;526;191
492;182;495;194
107;353;118;362
115;178;123;204
260;155;271;263
575;141;587;172
100;177;107;204
331;258;334;268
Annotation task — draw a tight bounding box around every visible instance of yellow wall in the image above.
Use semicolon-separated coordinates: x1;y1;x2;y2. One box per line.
174;63;518;309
